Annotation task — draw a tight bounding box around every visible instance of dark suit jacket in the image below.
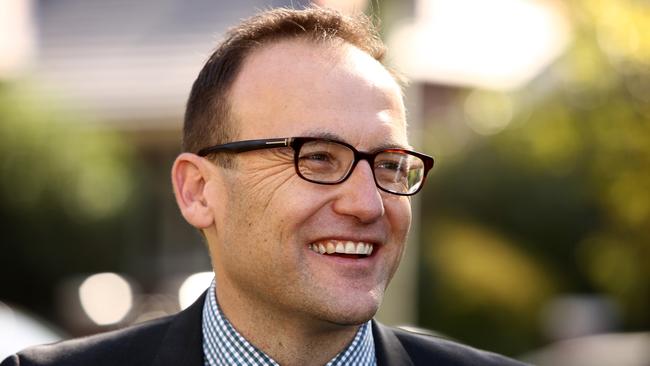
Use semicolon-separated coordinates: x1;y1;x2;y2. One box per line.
2;293;528;365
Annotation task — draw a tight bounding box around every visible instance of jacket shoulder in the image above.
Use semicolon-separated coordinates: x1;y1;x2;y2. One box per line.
389;325;530;366
1;315;174;366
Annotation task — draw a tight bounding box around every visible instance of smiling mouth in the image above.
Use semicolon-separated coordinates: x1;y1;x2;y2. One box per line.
308;240;374;258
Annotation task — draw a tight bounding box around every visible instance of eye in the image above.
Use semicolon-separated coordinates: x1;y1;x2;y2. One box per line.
300;151;334;163
376;159;407;174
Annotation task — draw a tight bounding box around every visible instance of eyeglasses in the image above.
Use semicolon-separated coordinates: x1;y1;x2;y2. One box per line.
197;137;434;196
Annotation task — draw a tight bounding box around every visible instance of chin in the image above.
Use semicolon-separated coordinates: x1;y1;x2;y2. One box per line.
328;311;376;327
319;295;382;327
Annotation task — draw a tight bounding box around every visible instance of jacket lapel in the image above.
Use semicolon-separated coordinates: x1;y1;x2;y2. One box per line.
372;320;414;366
151;292;206;366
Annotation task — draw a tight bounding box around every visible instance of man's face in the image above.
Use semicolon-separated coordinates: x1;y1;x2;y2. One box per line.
206;39;411;327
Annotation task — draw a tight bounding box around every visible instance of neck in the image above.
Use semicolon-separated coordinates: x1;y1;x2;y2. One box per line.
215;285;361;366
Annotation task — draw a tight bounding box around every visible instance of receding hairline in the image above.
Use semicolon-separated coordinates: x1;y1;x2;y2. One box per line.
221;37;409;155
182;6;405;157
228;36;405;117
231;36;404;123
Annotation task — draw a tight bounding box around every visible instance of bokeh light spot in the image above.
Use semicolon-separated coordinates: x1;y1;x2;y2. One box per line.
79;273;132;326
178;272;214;310
464;90;514;135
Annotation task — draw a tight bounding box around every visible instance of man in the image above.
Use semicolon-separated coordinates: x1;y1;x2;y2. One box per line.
2;7;528;366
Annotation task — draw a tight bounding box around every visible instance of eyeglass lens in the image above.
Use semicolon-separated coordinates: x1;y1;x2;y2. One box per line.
296;140;426;194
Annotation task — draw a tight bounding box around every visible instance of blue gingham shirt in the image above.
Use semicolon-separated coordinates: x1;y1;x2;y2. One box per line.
202;279;377;365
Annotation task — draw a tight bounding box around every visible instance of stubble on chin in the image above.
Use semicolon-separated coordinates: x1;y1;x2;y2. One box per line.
304;286;385;328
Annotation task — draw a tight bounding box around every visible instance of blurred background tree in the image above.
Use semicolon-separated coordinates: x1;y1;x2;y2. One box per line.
417;0;649;355
0;82;137;321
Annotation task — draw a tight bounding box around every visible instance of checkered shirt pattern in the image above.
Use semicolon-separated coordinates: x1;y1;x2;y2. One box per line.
202;279;377;366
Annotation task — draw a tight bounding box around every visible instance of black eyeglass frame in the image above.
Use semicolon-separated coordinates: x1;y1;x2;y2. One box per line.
197;137;434;196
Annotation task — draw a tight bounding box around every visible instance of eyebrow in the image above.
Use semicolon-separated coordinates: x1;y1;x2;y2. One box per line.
299;129;412;151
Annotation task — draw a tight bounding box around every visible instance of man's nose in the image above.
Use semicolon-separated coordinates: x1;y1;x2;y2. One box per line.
332;160;385;223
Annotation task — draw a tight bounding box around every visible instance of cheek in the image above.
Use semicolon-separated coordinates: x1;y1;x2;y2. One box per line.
384;199;411;277
235;178;326;247
386;196;412;238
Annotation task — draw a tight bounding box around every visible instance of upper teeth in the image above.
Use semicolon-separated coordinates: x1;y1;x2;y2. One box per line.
308;240;374;256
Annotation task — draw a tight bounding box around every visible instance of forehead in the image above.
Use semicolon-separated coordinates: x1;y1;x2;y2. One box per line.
228;39;408;149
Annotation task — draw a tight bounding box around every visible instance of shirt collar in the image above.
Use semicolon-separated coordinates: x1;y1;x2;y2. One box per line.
202;279;376;366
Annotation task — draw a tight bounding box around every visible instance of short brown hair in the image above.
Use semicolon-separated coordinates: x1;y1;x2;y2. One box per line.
182;7;388;163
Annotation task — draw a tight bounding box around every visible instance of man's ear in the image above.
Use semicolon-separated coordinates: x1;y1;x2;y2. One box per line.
171;153;215;229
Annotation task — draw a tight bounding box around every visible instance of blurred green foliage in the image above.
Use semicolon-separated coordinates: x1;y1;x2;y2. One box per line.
418;0;649;356
0;82;136;319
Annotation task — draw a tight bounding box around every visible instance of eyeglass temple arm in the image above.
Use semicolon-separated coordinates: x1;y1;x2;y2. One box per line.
197;138;291;156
